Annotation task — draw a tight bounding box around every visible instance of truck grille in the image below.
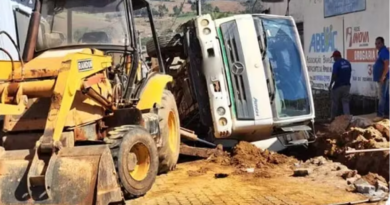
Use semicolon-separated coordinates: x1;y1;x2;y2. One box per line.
220;21;255;120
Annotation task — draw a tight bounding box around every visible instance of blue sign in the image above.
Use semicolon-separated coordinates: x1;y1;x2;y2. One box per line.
309;25;338;53
324;0;366;18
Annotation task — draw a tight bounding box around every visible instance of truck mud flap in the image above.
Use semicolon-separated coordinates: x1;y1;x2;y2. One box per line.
0;145;123;205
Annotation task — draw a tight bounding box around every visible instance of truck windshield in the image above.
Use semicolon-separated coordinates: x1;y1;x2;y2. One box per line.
259;17;310;118
37;0;129;51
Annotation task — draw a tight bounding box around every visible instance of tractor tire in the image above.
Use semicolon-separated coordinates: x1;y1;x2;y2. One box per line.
146;34;182;58
116;127;159;199
157;90;181;174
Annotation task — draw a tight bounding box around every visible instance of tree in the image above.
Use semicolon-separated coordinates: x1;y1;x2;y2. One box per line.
191;2;197;11
202;3;213;14
173;5;180;15
242;0;264;13
211;12;232;20
152;7;160;16
173;3;184;16
158;4;169;17
213;6;220;13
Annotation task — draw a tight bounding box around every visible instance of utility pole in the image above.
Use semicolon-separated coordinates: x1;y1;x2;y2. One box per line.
197;0;201;16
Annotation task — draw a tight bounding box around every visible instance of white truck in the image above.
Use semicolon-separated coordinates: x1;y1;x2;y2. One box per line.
147;13;316;150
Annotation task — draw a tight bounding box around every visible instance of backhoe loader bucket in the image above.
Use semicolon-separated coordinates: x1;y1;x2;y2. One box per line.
0;145;123;205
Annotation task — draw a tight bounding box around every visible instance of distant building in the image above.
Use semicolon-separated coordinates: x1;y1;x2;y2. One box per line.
265;0;389;114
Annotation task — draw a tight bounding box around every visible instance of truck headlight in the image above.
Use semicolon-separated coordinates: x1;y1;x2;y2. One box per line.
219;117;227;126
217;107;226;116
200;19;209;27
203;28;211;35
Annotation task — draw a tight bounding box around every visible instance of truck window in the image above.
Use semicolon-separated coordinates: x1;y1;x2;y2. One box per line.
261;17;310;118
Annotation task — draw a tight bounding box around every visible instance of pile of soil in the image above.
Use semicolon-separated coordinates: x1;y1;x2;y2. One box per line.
314;115;390;181
208;141;297;178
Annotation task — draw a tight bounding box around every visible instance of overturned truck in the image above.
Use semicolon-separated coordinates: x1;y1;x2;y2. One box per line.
147;14;317;150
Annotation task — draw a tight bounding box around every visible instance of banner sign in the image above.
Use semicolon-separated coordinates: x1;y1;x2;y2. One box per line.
324;0;366;18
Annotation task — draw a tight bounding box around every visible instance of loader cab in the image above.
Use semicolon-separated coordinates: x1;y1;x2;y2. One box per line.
25;0;164;98
34;0;132;51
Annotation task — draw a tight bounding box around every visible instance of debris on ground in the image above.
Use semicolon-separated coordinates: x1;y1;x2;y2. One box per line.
180;143;226;159
293;168;312;176
314;116;390;181
292;156;389;198
214;173;229;178
187;167;210;177
207;141;296;178
362;172;387;186
353;178;376;194
328;115;353;135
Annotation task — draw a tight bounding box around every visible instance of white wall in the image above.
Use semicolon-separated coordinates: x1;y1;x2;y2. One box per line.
304;0;389;97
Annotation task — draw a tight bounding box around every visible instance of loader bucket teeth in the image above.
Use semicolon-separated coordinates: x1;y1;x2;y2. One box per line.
0;145;123;205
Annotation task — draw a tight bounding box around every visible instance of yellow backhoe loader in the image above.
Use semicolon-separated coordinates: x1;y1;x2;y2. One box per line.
0;0;181;204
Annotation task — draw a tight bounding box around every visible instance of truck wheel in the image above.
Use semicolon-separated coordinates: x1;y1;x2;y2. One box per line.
146;34;182;58
117;127;158;199
158;90;181;173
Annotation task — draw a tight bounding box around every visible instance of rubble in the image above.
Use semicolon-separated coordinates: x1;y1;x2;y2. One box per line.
208;141;296;178
346;177;360;185
293;168;312;176
214;173;229;178
187;167;210;177
376;180;389;193
353;178;376;194
180;144;226;159
314;116;390;181
341;170;358;179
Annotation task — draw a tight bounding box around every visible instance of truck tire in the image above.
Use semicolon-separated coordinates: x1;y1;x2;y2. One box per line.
146;34;182;58
158;90;181;173
116;127;159;199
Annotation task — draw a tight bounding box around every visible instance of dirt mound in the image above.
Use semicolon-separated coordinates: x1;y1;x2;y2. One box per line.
209;141;296;178
363;172;387;186
230;141;293;168
315;116;389;181
328;115;353;135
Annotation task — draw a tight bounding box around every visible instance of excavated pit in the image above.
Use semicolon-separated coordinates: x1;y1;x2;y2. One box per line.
313;115;390;181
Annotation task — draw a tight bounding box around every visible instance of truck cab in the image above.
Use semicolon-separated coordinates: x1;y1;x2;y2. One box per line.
147;13;316;149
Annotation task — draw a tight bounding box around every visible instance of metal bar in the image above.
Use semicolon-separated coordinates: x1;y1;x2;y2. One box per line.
180;128;198;141
345;148;390;154
84;88;115;111
123;0;140;99
147;4;165;74
180;128;216;147
23;0;41;62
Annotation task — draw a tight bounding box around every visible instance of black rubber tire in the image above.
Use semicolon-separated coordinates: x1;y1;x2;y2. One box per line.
146;34;182;58
157;90;181;174
117;127;159;199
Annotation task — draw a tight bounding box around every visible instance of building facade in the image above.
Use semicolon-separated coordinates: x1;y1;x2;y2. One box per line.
265;0;389;115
